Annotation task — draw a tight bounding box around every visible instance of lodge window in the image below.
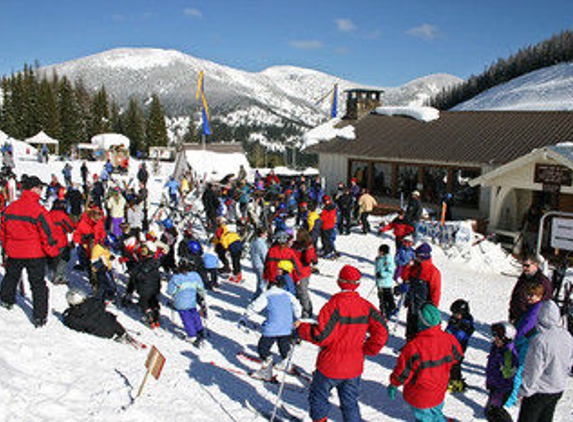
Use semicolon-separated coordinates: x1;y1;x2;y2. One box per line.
347;159;481;208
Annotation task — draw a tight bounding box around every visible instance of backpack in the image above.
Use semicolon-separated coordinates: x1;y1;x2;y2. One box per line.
405;265;430;314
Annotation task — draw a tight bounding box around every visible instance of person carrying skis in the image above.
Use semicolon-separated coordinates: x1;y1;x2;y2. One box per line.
375;243;396;318
296;265;388;422
446;299;475;393
485;321;519;422
239;273;302;381
167;260;207;347
401;242;442;340
388;303;463;421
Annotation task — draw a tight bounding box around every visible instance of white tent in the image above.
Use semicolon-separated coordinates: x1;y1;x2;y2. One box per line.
91;133;130;150
25;131;59;154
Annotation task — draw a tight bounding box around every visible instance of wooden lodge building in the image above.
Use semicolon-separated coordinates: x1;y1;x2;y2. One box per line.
306;89;573;239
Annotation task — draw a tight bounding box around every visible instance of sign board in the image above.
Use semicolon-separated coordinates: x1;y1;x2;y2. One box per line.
145;346;166;380
534;164;572;186
551;217;573;251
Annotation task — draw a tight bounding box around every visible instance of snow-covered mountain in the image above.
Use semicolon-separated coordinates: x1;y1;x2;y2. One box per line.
454;62;573;110
40;48;461;130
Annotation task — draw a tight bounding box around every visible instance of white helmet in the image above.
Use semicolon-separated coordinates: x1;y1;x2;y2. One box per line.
492;321;516;343
66;289;86;306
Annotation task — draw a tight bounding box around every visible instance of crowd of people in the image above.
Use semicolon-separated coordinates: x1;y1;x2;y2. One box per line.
0;154;571;422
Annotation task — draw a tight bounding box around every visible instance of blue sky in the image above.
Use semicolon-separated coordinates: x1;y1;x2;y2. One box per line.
1;0;573;87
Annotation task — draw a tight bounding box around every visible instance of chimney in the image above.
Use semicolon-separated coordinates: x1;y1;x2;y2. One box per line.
344;89;384;120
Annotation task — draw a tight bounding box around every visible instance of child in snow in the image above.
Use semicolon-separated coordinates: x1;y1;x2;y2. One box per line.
446;299;475;392
131;245;162;328
167;260;207;347
379;209;414;249
239;275;302;380
202;251;220;290
90;237;117;302
276;260;296;296
63;289;127;341
375;244;396;317
393;235;415;282
485;322;518;422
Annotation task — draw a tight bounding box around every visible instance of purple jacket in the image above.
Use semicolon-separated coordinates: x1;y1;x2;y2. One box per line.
509;271;552;323
486;343;519;406
515;301;543;342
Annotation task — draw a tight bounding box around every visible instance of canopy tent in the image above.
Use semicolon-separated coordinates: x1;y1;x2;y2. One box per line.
91;133;130;150
25;131;59;155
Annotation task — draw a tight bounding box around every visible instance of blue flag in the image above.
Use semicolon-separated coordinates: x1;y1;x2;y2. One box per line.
330;84;338;118
202;107;212;136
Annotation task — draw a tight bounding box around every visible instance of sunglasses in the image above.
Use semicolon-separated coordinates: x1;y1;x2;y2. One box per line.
522;263;534;268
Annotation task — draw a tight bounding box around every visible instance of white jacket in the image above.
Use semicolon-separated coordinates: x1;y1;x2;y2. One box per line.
520;300;573;397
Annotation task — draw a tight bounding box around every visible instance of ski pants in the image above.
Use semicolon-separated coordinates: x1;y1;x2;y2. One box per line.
0;257;48;320
411;402;446;422
308;370;361;422
257;334;291;360
295;277;313;318
517;392;563;422
179;308;204;338
377;287;396;317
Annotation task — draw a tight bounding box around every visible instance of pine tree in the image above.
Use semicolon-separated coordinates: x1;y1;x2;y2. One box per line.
58;76;84;153
145;94;168;151
183;115;199;143
89;86;110;137
37;77;60;139
110;102;123;133
124;98;145;157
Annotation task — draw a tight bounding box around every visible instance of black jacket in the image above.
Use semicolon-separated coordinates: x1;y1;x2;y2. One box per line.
63;297;124;338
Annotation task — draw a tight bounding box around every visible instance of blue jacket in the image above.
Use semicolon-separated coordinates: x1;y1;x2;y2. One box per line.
375;254;395;288
167;271;205;311
250;237;268;271
395;246;415;267
246;285;302;337
202;252;220;270
446;315;475;351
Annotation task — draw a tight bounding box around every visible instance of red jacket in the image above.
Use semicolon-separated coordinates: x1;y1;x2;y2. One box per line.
320;204;337;230
401;259;442;307
264;244;303;283
390;326;463;409
49;209;75;250
73;212;106;247
293;243;317;279
0;190;59;258
380;218;414;240
298;291;388;379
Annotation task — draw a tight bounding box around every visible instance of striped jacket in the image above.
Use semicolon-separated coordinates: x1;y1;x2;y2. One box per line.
298;291;388;379
0;190;59;258
390;325;463;409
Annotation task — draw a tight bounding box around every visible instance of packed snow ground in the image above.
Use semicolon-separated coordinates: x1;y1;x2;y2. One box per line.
0;155;572;422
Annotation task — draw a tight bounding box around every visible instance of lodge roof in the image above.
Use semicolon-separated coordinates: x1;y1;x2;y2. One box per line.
306;110;573;166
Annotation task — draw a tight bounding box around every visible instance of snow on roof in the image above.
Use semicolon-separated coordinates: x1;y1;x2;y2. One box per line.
91;133;130;149
25;131;59;145
255;166;319;177
373;106;440;122
185;149;250;182
301;117;355;150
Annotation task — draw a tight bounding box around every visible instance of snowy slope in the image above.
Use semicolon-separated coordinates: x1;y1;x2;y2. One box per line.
454;62;573;110
39;48;460;126
0;155;572;421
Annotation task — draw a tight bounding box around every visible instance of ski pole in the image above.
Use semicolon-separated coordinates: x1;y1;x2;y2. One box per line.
270;342;297;422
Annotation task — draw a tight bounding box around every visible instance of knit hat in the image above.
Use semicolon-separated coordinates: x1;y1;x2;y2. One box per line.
415;243;432;261
337;265;361;291
419;304;441;329
21;175;45;190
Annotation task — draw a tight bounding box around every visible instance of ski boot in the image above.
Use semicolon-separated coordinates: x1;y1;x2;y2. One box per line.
252;356;274;381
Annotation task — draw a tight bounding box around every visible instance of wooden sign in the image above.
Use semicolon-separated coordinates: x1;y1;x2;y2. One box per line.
534;164;572;186
145;346;166;380
137;346;166;398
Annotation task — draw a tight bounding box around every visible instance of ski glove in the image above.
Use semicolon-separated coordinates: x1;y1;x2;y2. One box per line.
387;385;397;400
396;283;409;294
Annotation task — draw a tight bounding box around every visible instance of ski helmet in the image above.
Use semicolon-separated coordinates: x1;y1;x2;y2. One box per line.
104;233;117;248
491;321;517;343
162;218;174;229
450;299;470;316
66;289;86;306
187;240;202;256
275;231;289;244
277;260;294;274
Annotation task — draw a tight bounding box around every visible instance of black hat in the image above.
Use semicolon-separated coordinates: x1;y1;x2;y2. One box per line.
21;175;45;190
